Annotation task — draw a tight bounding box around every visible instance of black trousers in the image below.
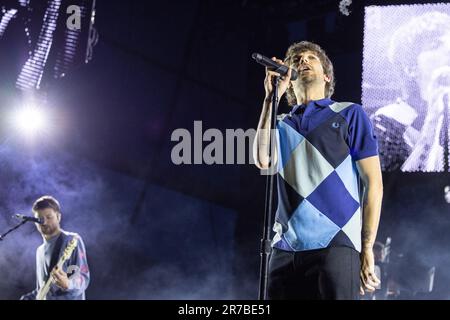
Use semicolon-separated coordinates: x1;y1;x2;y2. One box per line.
268;246;360;300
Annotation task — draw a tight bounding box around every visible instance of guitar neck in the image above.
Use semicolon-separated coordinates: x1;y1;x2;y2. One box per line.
36;274;53;300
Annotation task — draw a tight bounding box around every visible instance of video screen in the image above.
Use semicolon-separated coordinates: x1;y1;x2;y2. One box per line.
362;4;450;172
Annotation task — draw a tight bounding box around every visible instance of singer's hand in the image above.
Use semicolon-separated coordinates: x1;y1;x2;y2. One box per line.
264;57;293;101
51;266;70;290
359;248;381;295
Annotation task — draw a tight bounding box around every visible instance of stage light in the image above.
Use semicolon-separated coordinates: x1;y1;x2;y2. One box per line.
445;186;450;204
11;105;48;137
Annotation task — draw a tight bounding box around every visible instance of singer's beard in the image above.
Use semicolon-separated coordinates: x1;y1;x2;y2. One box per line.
38;225;59;237
299;71;317;84
292;74;319;97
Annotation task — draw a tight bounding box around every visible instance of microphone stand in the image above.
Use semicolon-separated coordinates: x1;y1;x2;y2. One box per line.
258;76;279;300
0;220;28;241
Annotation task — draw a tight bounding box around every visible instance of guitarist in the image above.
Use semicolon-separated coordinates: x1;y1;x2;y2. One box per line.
20;196;90;300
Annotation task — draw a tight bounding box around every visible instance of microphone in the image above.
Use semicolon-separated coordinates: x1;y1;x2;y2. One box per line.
13;214;43;224
252;53;298;81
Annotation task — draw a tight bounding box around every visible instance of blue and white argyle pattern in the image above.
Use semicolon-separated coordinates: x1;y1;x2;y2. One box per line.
272;99;378;253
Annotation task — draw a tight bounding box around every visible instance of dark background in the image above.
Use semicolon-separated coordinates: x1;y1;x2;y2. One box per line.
0;0;449;299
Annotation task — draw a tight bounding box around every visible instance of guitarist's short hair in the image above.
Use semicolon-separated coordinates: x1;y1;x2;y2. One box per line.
32;195;61;214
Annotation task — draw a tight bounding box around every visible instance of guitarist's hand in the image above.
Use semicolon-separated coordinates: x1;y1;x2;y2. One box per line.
52;267;70;290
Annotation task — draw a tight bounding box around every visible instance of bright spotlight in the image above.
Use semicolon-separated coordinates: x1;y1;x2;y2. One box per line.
12;105;48;137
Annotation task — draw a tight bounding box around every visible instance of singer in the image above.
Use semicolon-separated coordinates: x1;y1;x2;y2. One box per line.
20;196;90;300
253;41;383;299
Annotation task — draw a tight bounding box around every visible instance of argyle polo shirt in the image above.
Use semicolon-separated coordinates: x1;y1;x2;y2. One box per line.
272;98;378;253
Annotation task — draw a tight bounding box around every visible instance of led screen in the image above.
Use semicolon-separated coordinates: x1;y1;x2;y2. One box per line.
363;4;450;172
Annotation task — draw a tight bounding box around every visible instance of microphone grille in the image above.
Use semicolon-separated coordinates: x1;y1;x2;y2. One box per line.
251;53;261;61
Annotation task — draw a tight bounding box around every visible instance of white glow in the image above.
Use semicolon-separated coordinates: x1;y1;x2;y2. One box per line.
339;0;352;16
12;105;48;137
445;186;450;204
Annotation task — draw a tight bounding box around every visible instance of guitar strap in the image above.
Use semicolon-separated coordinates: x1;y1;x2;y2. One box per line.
46;233;65;281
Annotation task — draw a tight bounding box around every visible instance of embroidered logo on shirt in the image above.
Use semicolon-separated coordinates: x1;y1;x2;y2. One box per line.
332;122;340;129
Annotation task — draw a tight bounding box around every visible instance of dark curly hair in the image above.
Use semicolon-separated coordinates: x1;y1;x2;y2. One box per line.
284;41;335;106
